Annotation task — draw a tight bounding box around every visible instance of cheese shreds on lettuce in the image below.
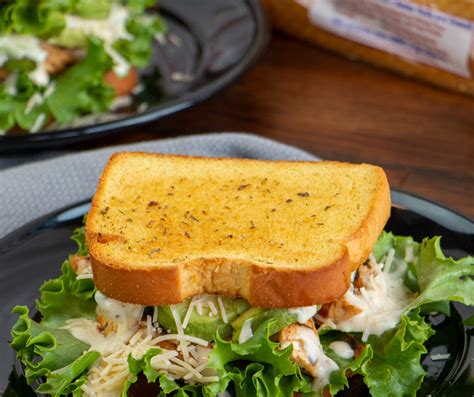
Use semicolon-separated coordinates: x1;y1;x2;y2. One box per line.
8;228;474;396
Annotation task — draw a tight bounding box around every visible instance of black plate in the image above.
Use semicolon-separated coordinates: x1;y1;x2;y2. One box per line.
0;0;268;151
0;191;472;395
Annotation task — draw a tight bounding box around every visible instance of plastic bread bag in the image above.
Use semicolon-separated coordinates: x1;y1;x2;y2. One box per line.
262;0;474;96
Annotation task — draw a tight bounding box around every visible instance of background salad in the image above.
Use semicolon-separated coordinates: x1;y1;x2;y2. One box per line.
0;0;165;134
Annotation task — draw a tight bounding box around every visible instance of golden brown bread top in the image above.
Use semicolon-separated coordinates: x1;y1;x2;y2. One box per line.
86;153;390;307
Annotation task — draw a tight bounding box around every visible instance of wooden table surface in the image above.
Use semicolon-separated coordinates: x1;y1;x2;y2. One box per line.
77;33;474;219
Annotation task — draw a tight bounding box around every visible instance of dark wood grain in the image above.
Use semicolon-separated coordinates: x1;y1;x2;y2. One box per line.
74;33;474;219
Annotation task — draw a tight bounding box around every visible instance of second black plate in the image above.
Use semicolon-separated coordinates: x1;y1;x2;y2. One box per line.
0;0;268;151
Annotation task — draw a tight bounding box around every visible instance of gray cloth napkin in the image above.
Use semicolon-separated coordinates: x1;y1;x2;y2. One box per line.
0;133;318;238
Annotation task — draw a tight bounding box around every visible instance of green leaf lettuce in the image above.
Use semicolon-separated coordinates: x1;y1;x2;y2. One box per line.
10;306;97;386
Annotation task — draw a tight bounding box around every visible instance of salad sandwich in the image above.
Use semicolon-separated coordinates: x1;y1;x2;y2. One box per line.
10;153;474;396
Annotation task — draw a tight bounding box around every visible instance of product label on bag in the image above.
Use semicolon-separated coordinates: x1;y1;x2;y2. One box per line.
298;0;473;77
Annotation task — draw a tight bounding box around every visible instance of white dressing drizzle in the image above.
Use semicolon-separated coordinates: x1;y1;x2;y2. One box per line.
63;291;144;355
288;305;318;323
0;35;49;86
329;341;354;359
238;318;253;344
63;5;132;76
331;254;413;341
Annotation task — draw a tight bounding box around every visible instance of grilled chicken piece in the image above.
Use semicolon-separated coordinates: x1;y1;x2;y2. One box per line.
41;43;78;75
279;319;335;378
0;43;77;82
320;297;362;324
70;254;92;274
353;258;379;289
97;313;118;336
319;259;379;324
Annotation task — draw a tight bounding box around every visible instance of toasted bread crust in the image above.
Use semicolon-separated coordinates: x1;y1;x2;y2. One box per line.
87;153;390;307
343;167;391;270
249;251;351;307
90;243;351;307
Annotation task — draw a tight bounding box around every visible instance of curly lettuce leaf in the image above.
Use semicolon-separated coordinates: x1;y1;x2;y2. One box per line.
360;310;434;397
374;232;474;311
47;37;115;124
210;318;313;396
36;225;95;327
114;13;166;68
408;237;474;309
0;0;67;36
10;306;93;384
36;260;96;328
36;351;100;397
71;225;88;256
319;310;433;397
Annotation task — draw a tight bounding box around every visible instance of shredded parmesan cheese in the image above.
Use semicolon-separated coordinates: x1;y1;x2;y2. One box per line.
170;305;190;360
208;301;218;316
30;113;46;133
182;299;196;329
217;296;228;324
152;306;158;324
383;248;395;273
151;333;209;347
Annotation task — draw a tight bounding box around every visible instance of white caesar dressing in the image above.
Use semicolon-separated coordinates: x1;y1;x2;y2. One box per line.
288;305;318;323
63;291;144;355
332;255;413;341
0;35;49;86
95;290;144;331
311;339;339;392
329;341;354;359
63;4;132;76
238;318;253;344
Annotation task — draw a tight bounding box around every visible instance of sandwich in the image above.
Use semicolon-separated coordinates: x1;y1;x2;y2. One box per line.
10;153;474;396
0;1;165;134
